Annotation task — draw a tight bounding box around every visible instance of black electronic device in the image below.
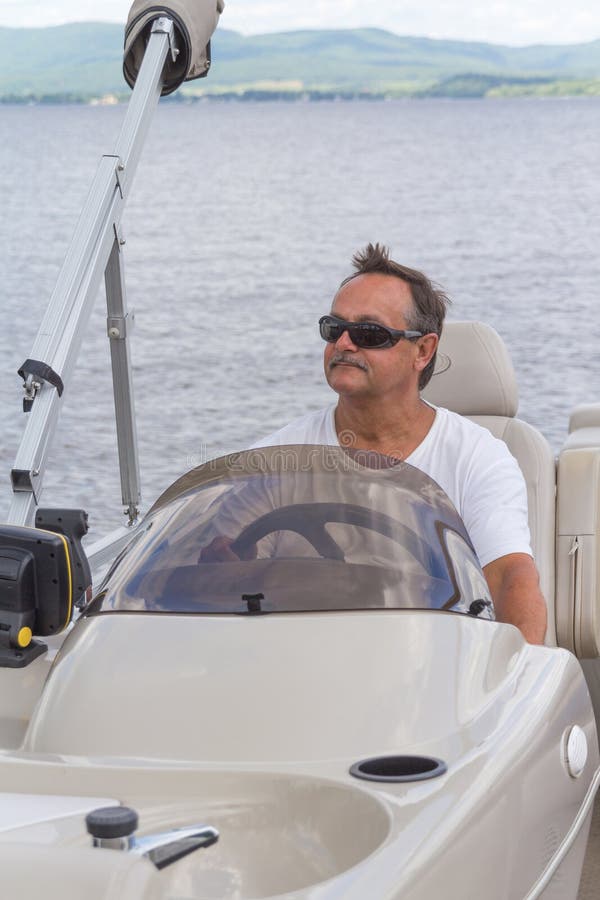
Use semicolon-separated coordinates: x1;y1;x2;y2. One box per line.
0;509;90;668
35;508;91;608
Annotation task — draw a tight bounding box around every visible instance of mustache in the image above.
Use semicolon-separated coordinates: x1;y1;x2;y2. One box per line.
329;353;368;371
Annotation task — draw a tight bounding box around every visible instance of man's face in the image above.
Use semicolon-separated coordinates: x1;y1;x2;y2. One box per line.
324;273;432;402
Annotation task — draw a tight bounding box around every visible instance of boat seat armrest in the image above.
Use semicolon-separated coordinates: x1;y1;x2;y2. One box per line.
556;434;600;657
565;404;600;449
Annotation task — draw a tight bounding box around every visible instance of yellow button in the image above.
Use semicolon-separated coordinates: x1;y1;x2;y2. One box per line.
17;627;32;648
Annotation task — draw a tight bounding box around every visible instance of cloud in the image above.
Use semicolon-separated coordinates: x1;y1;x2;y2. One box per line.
0;1;130;27
1;0;599;45
222;0;600;45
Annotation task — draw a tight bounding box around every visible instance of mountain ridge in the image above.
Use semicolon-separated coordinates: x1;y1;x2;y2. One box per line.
2;23;600;99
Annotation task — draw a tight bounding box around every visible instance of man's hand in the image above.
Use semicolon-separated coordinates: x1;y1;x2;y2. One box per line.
483;553;547;645
199;535;258;562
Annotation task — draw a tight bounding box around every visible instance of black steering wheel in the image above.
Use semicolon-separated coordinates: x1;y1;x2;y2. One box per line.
229;502;432;566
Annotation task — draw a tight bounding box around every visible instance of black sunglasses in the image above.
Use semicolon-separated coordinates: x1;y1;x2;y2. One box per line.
319;314;422;349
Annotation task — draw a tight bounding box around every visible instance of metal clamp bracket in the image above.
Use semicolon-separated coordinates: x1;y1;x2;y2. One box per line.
113;223;126;247
151;16;179;62
107;312;135;340
17;359;64;413
103;155;126;198
10;468;39;499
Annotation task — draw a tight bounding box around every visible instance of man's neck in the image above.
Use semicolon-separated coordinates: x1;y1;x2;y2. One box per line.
334;395;435;460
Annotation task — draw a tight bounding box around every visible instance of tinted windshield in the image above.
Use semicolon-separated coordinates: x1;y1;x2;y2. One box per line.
90;446;493;619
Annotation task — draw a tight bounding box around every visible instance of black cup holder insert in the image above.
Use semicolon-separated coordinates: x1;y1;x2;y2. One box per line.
350;755;447;783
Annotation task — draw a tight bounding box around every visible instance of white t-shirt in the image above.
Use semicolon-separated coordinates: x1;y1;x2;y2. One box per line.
254;404;532;568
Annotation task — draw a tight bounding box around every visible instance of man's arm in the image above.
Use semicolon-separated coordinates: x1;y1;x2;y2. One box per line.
483;552;547;645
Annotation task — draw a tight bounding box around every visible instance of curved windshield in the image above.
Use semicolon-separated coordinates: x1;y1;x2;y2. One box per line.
89;446;493;619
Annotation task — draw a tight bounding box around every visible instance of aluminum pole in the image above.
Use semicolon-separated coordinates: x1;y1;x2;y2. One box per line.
105;229;141;524
8;19;176;527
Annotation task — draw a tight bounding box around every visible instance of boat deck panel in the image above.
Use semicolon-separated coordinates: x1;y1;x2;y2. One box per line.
578;794;600;899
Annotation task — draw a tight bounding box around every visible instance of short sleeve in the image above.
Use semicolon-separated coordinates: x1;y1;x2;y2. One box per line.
460;437;532;568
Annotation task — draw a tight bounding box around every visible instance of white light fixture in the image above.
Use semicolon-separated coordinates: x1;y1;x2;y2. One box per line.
564;725;588;778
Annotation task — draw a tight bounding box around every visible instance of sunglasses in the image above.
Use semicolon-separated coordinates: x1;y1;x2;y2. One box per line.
319;314;423;349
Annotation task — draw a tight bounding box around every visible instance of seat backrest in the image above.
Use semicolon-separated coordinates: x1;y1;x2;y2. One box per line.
422;321;557;645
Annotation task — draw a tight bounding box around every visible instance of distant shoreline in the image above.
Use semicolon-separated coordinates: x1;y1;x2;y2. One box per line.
2;89;600;105
4;74;600;106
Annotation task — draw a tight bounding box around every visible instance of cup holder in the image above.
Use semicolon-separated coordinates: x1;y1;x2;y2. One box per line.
350;755;447;783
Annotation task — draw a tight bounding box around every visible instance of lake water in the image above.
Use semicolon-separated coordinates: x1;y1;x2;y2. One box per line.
1;99;599;538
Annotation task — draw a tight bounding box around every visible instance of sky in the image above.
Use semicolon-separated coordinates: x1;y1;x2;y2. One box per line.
0;0;598;46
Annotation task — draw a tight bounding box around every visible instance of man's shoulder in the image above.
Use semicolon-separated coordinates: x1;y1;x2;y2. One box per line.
434;405;506;446
428;405;517;473
251;405;336;449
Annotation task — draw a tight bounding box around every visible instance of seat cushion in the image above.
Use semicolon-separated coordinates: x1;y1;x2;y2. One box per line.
424;321;518;417
423;322;557;644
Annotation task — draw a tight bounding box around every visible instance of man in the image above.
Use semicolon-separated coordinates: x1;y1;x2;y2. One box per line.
254;243;547;644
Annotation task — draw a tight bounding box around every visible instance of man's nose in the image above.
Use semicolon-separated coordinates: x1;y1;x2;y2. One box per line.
335;327;358;350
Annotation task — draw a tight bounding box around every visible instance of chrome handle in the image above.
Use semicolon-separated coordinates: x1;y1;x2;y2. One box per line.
132;824;219;870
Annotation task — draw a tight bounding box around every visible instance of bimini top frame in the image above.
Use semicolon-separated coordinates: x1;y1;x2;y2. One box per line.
8;1;224;571
8;19;176;564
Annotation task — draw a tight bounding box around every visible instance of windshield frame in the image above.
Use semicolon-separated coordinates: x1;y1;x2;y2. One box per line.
87;445;494;621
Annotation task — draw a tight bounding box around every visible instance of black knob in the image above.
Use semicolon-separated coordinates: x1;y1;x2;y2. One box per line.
86;806;138;839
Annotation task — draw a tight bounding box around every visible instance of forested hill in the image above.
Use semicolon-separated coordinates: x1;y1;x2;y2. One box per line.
2;22;600;100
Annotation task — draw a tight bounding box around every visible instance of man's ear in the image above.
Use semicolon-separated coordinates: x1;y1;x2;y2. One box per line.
414;333;439;374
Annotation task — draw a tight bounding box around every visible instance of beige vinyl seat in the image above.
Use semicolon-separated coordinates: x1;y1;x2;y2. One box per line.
422;321;557;645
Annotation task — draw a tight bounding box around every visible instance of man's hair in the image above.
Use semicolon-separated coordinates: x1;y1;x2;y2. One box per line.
340;243;450;389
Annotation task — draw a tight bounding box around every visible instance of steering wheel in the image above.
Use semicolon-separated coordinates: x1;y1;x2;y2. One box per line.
229;502;433;566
